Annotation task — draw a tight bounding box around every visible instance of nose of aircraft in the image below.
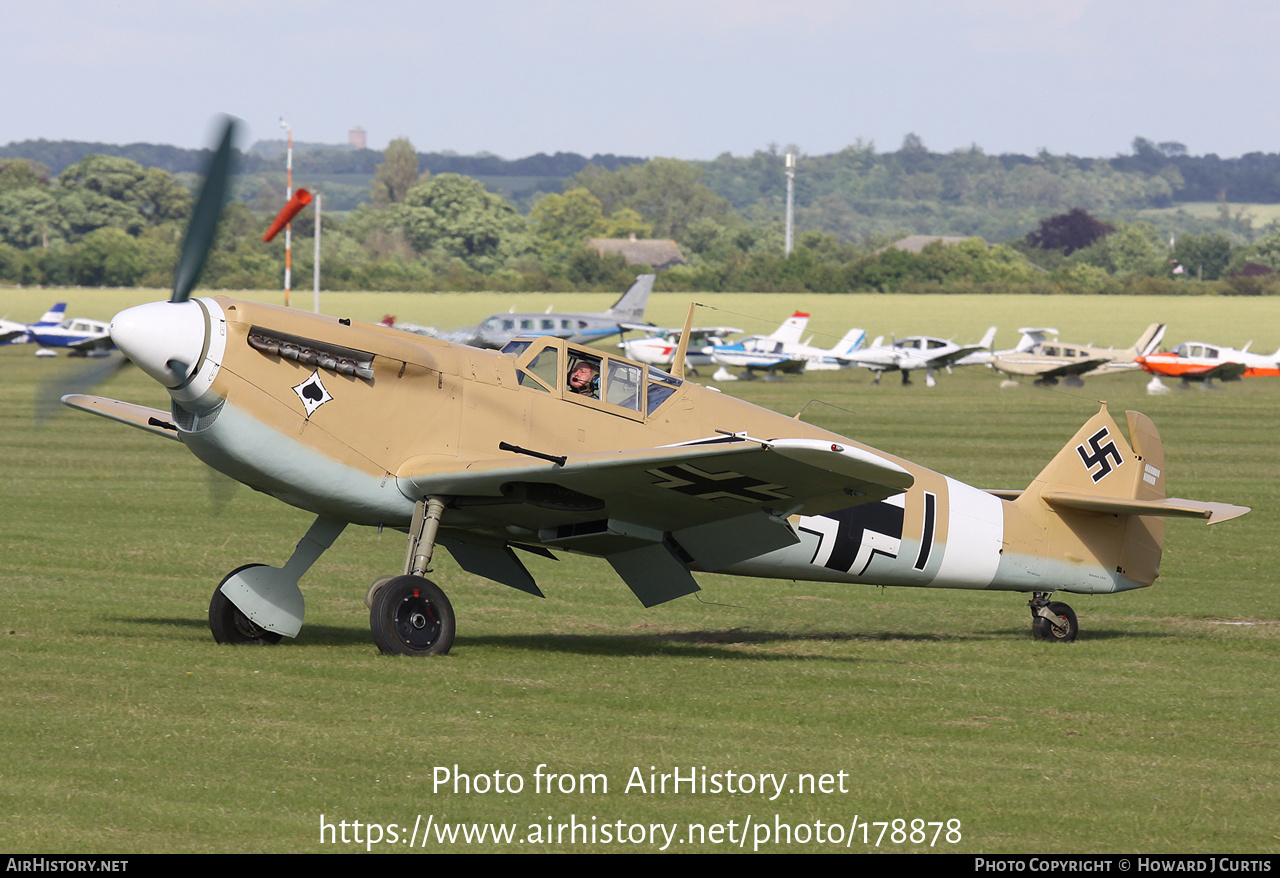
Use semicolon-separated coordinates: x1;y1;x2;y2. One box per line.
110;300;208;389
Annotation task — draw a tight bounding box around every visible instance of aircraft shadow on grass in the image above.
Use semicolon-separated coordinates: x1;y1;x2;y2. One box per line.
110;615;1157;657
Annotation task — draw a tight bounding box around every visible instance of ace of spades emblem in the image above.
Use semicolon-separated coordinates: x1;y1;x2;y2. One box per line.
292;370;333;416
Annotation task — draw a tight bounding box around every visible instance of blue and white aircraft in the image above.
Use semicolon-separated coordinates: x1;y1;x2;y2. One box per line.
8;303;115;356
709;312;867;380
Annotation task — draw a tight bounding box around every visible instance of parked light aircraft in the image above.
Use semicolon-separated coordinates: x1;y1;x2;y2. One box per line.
985;323;1166;387
1136;340;1280;386
709;312;868;380
0;319;30;345
618;325;742;372
384;274;656;349
61;120;1248;654
2;304;114;355
845;327;997;386
0;303;69;347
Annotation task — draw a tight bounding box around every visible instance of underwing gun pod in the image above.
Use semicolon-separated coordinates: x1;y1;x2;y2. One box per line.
60;119;1249;655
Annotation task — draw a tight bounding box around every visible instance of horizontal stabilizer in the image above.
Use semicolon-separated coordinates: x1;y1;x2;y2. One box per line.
1042;491;1250;525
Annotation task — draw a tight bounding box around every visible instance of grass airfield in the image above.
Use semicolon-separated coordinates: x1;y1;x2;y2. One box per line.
1;288;1278;853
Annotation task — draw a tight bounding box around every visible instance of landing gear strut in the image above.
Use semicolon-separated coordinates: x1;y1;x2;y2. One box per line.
1029;592;1078;642
208;515;347;645
368;496;457;656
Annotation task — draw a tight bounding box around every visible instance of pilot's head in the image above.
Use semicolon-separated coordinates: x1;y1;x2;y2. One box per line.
568;360;599;395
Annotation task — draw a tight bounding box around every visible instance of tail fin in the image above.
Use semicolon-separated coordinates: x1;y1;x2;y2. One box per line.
606;274;656;323
768;312;809;346
1015;327;1058;351
1014;405;1247;588
976;326;997;349
1131;322;1167;357
36;303;67;326
832;327;866;355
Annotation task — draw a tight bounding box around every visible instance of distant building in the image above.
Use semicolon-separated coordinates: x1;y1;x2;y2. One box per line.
588;234;687;271
886;235;982;253
349;127;367;150
881;234;1047;273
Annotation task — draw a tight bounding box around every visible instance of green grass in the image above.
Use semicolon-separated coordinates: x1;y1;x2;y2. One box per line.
1;289;1277;853
1137;201;1280;230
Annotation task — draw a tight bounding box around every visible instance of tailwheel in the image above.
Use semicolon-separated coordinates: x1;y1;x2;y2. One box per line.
369;574;455;656
209;564;283;645
1029;594;1078;642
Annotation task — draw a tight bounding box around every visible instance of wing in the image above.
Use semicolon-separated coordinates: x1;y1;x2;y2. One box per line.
61;394;182;441
1035;357;1113;380
929;344;988;369
67;333;114;353
1139;356;1247;380
399;436;914;607
1197;362;1248;380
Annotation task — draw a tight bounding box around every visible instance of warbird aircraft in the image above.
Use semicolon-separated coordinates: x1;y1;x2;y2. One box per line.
385;274;656;349
62;120;1249;654
986;323;1166;387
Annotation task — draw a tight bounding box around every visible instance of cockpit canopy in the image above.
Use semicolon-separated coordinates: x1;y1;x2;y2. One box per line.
501;337;682;420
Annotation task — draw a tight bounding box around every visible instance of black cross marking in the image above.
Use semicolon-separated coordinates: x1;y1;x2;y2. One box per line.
1076;427;1124;483
799;501;904;575
647;464;791;503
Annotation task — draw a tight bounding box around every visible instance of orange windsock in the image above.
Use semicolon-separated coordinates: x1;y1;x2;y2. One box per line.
263;188;313;242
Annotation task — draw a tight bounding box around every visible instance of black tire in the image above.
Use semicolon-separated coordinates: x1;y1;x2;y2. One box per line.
1032;601;1078;642
209;564;284;645
369;575;455;656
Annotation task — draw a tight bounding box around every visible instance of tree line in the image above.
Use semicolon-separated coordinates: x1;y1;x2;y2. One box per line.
3;134;1280;295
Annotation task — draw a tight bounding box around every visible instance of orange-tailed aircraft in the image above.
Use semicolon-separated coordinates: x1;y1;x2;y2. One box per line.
61;120;1250;654
1137;340;1280;386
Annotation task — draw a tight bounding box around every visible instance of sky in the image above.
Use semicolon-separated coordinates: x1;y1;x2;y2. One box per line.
6;0;1280;162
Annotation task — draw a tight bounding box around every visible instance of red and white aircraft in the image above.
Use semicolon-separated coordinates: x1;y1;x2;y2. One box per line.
1137;340;1280;386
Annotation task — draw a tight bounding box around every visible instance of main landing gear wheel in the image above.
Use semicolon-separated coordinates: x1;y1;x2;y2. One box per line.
369;574;455;657
209;564;283;645
1030;599;1078;642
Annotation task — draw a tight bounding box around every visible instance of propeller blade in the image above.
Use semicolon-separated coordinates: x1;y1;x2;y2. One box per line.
35;354;130;425
206;462;239;513
172;117;239;304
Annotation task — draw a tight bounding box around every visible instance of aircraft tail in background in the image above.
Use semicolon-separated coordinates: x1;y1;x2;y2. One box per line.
605;274;656;324
767;312;810;347
1128;323;1167;358
35;303;67;326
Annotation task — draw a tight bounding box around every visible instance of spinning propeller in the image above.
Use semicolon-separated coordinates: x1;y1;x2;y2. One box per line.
109;116;239;390
50;117;243;505
38;116;240;422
